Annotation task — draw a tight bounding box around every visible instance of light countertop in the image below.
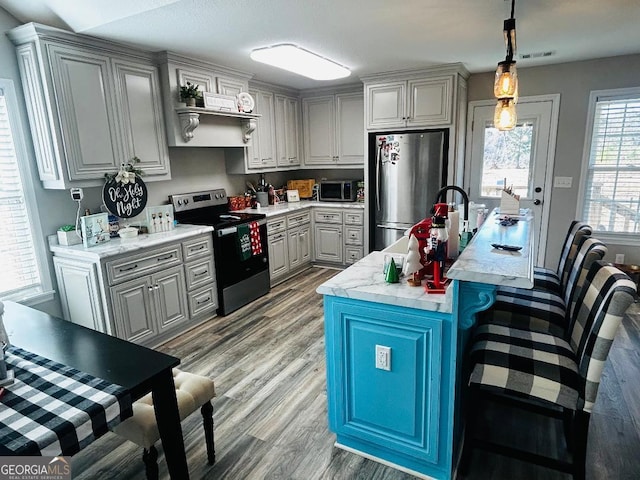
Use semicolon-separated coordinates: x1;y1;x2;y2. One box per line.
236;201;364;217
49;224;213;261
316;251;453;313
316;209;534;311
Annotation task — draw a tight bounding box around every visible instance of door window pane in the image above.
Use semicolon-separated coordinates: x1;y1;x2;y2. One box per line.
480;123;534;198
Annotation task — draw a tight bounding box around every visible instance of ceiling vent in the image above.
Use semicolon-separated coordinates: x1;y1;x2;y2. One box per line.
519;51;555;59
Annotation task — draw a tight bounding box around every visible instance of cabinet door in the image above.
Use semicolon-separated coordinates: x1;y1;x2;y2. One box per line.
365;82;405;130
288;228;301;270
53;257;107;333
314;224;343;263
299;224;312;265
285;97;301;166
152;265;189;333
275;95;288;166
110;277;156;344
407;76;453;127
268;232;289;279
335;93;364;165
47;43;120;180
256;90;277;168
176;68;215;98
216;75;247;97
324;298;443;465
247;89;262;169
302;96;335;165
113;59;170;177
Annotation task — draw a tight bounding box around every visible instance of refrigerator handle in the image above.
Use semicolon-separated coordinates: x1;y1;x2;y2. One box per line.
376;143;382;211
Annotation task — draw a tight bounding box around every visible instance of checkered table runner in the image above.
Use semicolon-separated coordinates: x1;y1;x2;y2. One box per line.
0;346;132;456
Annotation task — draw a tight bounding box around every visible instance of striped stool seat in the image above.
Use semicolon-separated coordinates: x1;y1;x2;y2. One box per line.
483;237;606;336
461;261;637;479
111;368;216;480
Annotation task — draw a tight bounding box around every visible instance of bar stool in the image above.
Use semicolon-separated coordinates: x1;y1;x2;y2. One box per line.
460;260;637;479
111;369;216;480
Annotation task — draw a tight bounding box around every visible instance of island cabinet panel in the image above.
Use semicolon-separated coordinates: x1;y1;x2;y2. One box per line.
324;296;454;479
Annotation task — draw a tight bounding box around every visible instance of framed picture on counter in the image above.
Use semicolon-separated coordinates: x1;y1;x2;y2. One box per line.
80;212;110;248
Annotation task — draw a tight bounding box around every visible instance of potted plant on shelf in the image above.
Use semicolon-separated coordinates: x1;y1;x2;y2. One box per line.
179;82;201;107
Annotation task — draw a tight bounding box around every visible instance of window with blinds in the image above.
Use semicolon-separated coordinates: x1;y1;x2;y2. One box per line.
0;85;44;301
582;91;640;238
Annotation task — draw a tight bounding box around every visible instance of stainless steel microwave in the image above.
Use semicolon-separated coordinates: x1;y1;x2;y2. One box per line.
319;180;358;202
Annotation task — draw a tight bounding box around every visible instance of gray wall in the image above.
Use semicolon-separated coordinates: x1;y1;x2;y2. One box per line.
468;54;640;268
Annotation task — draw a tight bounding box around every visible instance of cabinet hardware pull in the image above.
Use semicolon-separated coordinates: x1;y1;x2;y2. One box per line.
154;284;159;290
157;254;174;261
148;286;153;292
196;297;211;305
191;245;205;252
194;270;207;277
119;264;138;272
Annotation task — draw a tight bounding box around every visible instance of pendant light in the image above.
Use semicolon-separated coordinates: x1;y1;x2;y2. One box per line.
494;0;519;131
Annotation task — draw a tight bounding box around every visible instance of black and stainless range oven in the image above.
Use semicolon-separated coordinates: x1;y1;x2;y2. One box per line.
170;189;269;316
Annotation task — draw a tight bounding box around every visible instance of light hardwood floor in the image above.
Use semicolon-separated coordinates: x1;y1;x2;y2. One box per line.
70;267;640;479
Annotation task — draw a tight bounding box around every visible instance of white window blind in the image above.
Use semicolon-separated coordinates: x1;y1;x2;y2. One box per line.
583;95;640;237
0;89;43;300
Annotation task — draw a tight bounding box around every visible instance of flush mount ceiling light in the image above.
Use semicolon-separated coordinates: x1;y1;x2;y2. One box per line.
250;44;351;81
494;0;519;130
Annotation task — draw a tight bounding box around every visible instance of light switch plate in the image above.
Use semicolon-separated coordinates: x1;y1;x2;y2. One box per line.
553;176;573;188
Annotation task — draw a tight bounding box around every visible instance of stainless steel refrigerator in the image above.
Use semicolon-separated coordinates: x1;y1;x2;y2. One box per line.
370;130;448;250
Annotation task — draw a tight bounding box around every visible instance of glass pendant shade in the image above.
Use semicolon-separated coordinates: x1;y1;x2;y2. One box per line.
494;61;518;99
494;99;517;131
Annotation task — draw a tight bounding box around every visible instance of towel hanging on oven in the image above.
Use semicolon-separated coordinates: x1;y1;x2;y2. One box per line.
237;224;252;261
249;221;263;256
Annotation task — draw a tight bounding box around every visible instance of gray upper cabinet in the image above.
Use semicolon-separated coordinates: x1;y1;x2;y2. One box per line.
8;23;171;189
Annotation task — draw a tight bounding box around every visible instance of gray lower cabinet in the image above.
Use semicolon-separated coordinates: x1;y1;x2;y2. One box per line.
110;265;188;344
52;233;216;347
267;210;312;285
314;208;364;265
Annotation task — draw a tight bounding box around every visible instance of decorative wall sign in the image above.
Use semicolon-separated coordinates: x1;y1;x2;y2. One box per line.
103;177;148;218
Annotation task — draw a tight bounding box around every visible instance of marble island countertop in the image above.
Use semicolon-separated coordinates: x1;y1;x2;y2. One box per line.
317;209;535;311
49;224;213;261
316;251;453;313
236;200;364;217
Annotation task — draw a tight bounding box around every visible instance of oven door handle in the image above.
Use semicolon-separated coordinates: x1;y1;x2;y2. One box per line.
217;219;267;237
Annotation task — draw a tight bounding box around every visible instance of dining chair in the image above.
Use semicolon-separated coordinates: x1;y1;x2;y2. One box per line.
112;369;216;480
482;236;607;337
460;260;637;479
533;221;592;293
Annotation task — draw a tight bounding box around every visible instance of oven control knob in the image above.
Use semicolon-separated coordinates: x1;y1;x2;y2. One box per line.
184;199;189;205
177;200;182;206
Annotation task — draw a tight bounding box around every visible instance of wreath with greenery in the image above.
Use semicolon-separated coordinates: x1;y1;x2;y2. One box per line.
104;156;144;184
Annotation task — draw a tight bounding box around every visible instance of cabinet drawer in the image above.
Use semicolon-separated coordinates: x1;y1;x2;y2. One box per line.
107;244;182;285
345;246;364;264
267;216;287;234
314;210;343;224
287;210;311;229
185;257;215;291
188;283;218;318
182;235;213;262
344;226;364;246
344;210;364;226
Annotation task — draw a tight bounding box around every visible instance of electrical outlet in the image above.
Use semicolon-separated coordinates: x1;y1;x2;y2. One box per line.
615;253;625;264
70;187;84;201
375;345;391;371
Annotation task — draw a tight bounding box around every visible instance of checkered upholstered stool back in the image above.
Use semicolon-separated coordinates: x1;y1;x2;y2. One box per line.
566;260;637;413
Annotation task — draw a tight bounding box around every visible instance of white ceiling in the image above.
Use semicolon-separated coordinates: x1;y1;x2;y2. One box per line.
2;0;640;90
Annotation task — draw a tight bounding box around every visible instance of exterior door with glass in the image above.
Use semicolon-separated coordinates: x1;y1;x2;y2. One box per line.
466;95;560;265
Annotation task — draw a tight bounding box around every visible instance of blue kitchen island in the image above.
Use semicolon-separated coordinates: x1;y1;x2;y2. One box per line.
316;211;534;479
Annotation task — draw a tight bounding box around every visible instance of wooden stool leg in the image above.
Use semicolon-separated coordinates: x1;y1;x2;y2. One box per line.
458;386;480;475
563;408;574;453
201;401;216;465
142;445;159;480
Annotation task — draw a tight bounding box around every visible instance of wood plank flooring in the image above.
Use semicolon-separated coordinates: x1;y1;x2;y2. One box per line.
70;267;640;479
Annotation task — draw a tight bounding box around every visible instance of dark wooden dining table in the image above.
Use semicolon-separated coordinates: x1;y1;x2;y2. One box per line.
1;301;190;479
